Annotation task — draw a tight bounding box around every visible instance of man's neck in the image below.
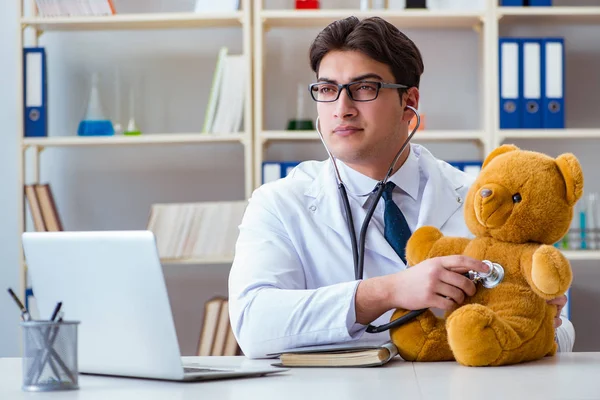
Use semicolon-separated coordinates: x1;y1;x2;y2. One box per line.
344;147;411;181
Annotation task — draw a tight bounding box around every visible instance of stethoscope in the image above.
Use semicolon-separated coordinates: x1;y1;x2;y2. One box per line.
315;106;504;334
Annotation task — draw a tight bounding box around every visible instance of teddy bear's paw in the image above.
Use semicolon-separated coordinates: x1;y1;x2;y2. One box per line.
531;245;573;299
447;304;504;367
390;308;453;362
406;226;443;266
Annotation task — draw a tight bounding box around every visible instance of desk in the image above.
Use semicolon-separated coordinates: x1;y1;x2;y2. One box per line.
1;353;600;399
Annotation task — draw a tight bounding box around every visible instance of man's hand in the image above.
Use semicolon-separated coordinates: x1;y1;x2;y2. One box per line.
389;255;491;311
547;295;567;329
355;256;490;325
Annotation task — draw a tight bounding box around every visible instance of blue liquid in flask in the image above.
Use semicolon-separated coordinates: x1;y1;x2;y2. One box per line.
78;72;115;136
77;120;114;136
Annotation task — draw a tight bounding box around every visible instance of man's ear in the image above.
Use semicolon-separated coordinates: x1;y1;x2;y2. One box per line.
402;87;420;123
555;153;584;206
482;144;520;169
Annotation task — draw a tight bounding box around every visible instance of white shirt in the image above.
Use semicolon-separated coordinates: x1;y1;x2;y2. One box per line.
228;144;575;358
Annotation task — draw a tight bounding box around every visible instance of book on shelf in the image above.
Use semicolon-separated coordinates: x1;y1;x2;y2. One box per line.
202;48;247;135
34;0;116;17
270;339;398;368
24;183;63;232
197;297;240;356
146;200;247;261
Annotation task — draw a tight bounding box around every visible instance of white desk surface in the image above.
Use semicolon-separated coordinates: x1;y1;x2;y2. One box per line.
1;353;599;399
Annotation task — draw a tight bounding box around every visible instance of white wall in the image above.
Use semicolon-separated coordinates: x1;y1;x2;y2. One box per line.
2;0;600;357
0;0;22;357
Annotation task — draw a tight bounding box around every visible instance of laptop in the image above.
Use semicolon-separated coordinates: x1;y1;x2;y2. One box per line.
22;230;288;382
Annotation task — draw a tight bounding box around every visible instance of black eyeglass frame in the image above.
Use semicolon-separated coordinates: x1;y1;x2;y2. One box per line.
308;81;409;103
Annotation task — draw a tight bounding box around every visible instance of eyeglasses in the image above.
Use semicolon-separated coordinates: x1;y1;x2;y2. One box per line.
308;81;409;103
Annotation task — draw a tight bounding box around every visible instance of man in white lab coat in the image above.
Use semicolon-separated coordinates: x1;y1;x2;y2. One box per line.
228;16;574;359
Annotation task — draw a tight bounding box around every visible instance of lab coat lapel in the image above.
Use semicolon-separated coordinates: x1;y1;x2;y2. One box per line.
305;160;405;266
416;152;464;230
305;160;352;244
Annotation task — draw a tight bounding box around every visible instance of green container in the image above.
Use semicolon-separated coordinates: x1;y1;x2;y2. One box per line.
287;119;314;131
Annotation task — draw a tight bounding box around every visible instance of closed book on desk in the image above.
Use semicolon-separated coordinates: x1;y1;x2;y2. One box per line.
273;340;398;368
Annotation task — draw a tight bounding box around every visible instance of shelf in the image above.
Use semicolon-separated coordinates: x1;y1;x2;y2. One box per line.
260;9;484;29
497;129;600;141
20;12;244;31
562;251;600;261
161;256;234;265
260;130;484;143
22;133;248;148
498;6;600;24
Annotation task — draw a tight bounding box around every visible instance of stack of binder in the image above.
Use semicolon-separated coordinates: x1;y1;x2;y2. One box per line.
448;161;482;179
262;161;301;184
499;37;565;130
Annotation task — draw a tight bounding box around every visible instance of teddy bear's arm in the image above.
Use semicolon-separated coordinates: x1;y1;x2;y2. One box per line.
521;244;573;300
406;226;471;266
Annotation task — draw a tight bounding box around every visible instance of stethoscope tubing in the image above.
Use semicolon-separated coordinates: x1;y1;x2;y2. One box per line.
315;106;424;333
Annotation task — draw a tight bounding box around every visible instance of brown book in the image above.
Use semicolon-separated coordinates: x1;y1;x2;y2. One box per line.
197;297;225;356
274;340;398;368
223;324;240;356
24;185;46;232
34;183;63;231
210;299;231;356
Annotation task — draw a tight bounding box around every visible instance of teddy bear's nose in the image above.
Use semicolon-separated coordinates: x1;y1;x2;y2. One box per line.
480;189;493;198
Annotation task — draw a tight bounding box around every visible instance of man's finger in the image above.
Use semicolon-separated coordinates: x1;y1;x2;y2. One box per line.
440;269;477;297
439;255;490;274
547;295;567;307
435;282;465;305
555;317;563;329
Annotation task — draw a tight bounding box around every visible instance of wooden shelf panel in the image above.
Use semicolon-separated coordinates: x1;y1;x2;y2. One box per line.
260;130;485;143
161;256;234;265
498;6;600;24
562;250;600;261
498;129;600;141
23;133;247;147
21;12;244;31
260;9;484;29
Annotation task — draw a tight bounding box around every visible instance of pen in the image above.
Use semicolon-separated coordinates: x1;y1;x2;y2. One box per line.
50;302;62;322
7;288;32;321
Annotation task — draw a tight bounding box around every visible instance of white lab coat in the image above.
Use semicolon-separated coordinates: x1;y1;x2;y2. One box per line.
228;144;574;358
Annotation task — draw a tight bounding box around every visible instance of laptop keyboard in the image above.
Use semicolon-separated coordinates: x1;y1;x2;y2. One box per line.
184;367;235;374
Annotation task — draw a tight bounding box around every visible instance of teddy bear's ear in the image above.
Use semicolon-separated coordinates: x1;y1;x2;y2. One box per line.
556;153;584;206
481;144;520;169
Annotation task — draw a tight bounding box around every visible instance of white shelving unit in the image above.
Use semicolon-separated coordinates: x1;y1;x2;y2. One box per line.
16;0;253;296
20;11;245;30
22;133;248;148
16;1;600;300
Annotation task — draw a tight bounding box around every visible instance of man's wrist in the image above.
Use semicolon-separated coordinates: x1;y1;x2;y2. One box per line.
354;276;395;325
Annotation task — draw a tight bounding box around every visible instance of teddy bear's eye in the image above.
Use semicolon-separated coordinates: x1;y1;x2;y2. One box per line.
512;193;522;203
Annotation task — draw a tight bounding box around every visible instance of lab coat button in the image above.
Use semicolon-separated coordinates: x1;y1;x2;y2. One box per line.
309;205;317;212
457;196;463;203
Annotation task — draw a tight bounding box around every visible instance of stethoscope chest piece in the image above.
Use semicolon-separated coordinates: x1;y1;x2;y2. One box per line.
468;260;505;289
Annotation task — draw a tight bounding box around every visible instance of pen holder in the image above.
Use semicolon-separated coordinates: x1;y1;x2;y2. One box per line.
21;320;80;392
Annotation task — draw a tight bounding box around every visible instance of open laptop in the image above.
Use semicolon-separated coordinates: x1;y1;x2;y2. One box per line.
22;230;287;382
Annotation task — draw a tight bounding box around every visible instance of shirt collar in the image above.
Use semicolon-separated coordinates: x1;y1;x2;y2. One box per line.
336;144;421;207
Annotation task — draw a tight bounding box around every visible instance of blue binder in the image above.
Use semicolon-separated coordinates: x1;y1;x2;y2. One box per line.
521;39;543;129
262;161;301;184
23;47;47;138
499;38;522;129
541;38;565;129
501;0;524;5
529;0;552;6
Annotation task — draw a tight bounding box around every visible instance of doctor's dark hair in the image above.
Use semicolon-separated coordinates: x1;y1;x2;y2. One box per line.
309;16;424;91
